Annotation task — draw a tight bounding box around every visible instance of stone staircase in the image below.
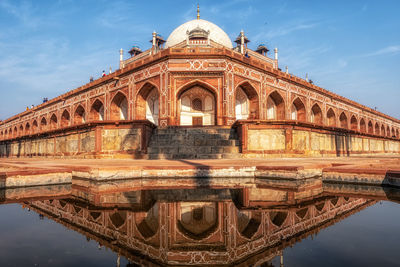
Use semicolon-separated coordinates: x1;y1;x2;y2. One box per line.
147;127;241;159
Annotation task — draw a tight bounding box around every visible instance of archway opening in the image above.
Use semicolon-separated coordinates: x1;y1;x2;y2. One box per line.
339;112;348;129
387;126;391;137
311;103;322;124
110;92;128;120
61;110;70;127
50;114;58;129
291;97;306;122
90;99;104;121
267;91;285;120
375;122;379;135
19;125;23;137
368;121;373;134
381;125;385;137
235;83;259;120
327;108;336;127
32;120;38;133
25;123;30;135
360;119;366;133
179;85;215;126
13;126;18;138
40;118;47;131
74;105;85;124
136;83;159;125
397;129;399;139
350;115;358;131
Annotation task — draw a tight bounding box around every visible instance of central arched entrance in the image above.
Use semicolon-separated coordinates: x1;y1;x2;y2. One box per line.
178;85;215;126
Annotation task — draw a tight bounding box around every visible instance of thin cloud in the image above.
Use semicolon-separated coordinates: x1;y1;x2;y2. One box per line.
363;45;400;57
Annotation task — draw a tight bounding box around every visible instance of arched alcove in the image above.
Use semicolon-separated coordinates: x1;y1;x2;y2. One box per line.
50;114;58;129
381;125;385;137
146;88;159;125
387;126;391;137
25;122;30;135
74;105;85;124
266;91;285;120
360;118;366;133
339;112;348;129
61;110;70;127
19;125;23;137
310;103;322;124
235;82;259;120
90;99;104;121
368;121;373;134
178;85;215;126
237;210;261;239
177;202;218;240
375;122;380;135
40;117;47;131
110;92;128;120
135;204;159;239
327;108;336;127
32;120;38;133
350;115;358;131
291;97;306;122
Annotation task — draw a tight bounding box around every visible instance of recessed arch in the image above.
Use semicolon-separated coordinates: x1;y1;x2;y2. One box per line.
327;108;336;127
135;204;159;239
40;117;47;131
375;122;379;135
291;97;306;122
270;211;288;227
110;92;128;120
32;120;38;133
50;114;58;129
25;122;30;135
136;82;160;125
235;81;259;120
89;99;104;121
350;115;358;131
13;126;18;138
396;129;399;139
339;112;348;129
310;103;323;124
266;90;285;120
177;202;218;240
61;109;70;127
360;118;366;133
381;124;385;137
74;105;86;124
178;84;216;126
387;126;391;137
19;125;23;137
368;120;373;134
109;211;127;229
237;210;261;239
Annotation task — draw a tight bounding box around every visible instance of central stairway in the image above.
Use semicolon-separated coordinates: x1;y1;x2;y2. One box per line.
147;127;241;159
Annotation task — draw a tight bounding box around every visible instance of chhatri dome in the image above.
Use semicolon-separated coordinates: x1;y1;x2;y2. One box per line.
165;6;233;49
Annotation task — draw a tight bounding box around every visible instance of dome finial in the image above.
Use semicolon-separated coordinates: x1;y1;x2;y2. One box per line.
197;4;200;20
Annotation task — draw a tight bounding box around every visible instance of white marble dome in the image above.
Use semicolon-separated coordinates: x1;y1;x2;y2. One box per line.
165;19;233;49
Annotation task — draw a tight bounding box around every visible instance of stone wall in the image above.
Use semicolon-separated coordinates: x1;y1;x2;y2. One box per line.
0;121;154;159
236;121;400;157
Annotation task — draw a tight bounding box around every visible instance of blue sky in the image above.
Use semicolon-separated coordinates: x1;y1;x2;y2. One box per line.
0;0;399;120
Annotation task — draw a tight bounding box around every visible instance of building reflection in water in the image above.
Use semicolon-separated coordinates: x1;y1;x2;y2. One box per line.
11;182;380;267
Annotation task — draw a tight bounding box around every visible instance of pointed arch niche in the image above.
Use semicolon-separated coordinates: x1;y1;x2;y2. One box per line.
266;91;285;120
310;103;323;124
291;97;306;122
235;82;259;120
136;83;159;126
110;92;128;120
90;99;104;121
178;85;215;126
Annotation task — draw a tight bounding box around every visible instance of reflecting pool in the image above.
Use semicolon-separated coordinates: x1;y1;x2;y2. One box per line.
0;183;400;266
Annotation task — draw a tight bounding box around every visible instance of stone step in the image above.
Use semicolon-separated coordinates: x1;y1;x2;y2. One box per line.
149;139;240;147
151;132;236;141
148;153;241;160
148;146;239;154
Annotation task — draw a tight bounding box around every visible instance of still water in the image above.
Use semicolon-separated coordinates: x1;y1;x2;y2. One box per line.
0;184;399;267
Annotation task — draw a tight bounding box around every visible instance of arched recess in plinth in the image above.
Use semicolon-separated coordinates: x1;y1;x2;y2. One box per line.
136;82;159;125
381;124;386;137
350;115;358;131
375;122;380;135
110;92;128;120
235;81;259;120
61;109;70;128
13;126;18;138
8;128;12;139
327;108;336;127
237;210;261;239
360;118;366;133
396;129;399;139
89;99;105;121
74;105;86;125
177;202;218;240
339;112;348;129
291;97;306;122
40;117;47;131
266;90;285;120
387;126;391;137
177;81;216;126
50;114;58;130
368;120;373;134
311;103;323;124
25;122;30;135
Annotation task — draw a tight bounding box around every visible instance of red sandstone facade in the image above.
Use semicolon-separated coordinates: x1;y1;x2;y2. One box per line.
0;15;399;158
